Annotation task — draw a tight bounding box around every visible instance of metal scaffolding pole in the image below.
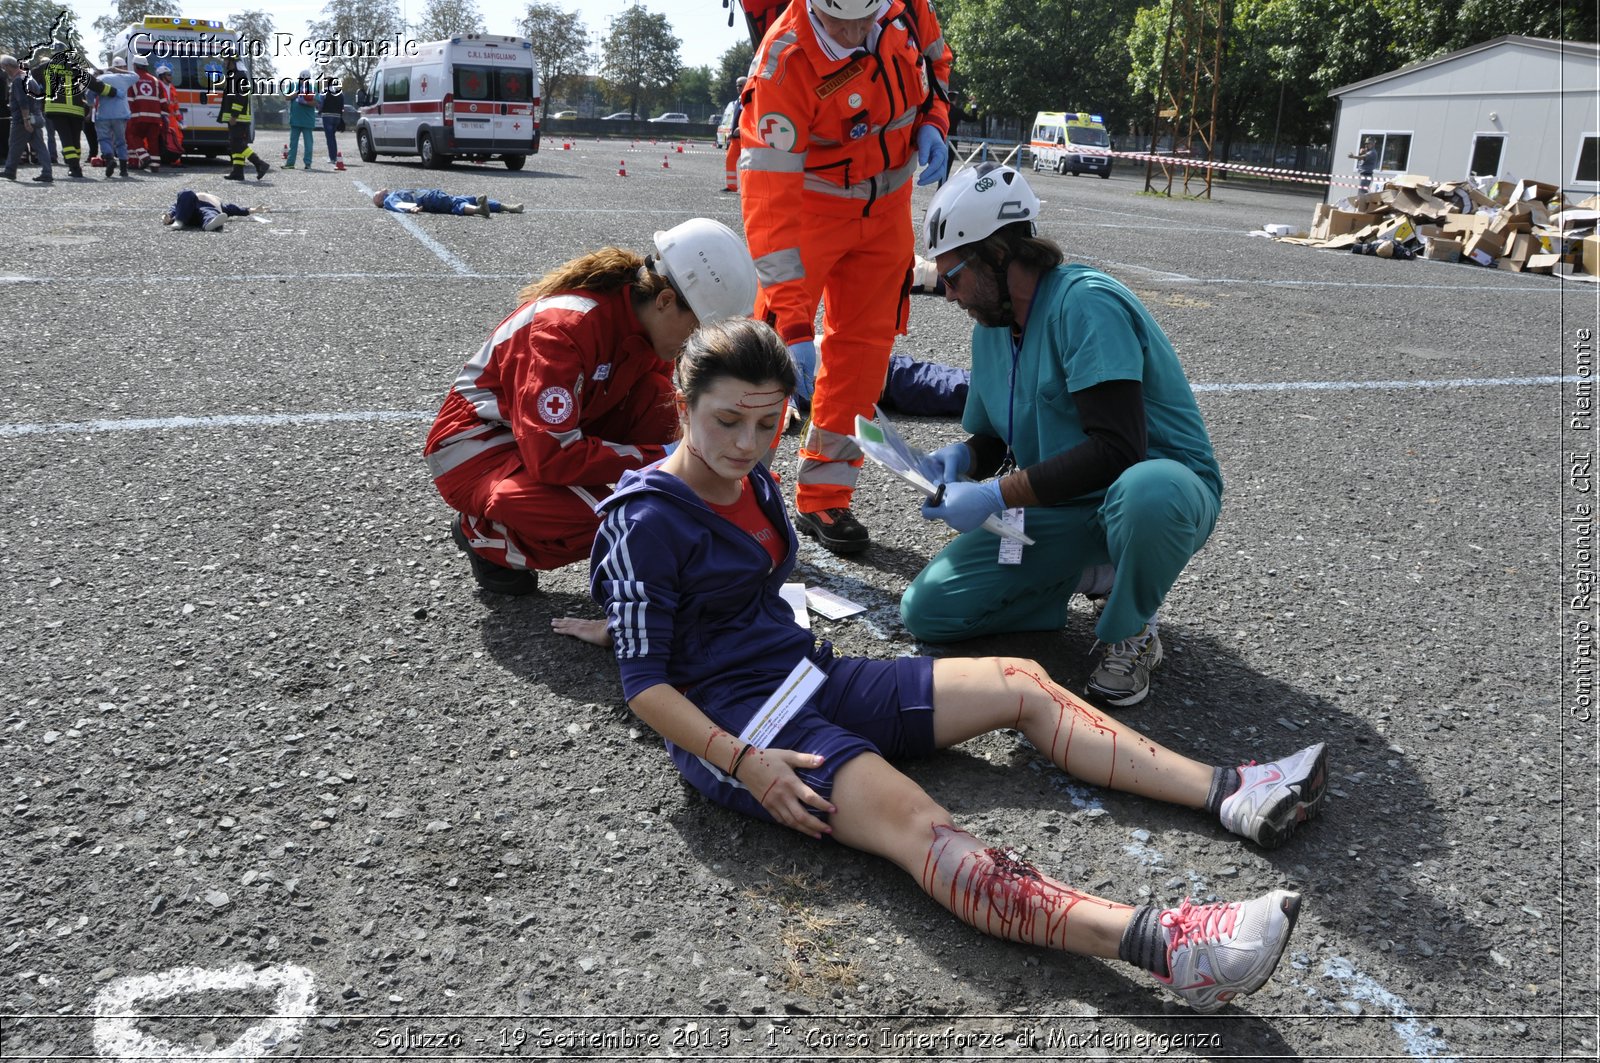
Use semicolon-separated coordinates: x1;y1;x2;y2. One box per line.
1143;0;1228;198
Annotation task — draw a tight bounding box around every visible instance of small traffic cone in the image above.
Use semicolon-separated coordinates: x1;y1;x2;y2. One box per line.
662;154;669;169
618;158;627;176
335;151;346;171
281;143;288;161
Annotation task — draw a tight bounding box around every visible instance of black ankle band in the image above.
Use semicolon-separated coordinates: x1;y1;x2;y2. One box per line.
1118;904;1169;977
1205;765;1240;816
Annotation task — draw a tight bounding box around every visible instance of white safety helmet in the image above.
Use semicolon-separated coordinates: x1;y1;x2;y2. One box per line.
132;53;149;66
923;163;1042;257
154;64;172;76
651;219;758;325
810;0;883;20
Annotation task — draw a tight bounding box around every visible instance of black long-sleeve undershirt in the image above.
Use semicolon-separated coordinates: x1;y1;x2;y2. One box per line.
964;378;1148;506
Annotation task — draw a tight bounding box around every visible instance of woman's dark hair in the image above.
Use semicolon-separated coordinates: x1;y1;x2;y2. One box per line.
675;318;796;408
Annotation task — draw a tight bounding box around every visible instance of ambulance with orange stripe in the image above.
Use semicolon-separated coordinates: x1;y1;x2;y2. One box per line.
1030;111;1113;178
356;36;540;171
108;15;245;160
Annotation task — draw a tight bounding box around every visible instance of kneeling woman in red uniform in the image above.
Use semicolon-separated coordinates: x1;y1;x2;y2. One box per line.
572;317;1330;1012
424;219;758;594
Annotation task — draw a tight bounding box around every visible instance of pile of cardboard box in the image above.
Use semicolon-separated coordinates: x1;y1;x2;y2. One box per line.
1275;175;1600;277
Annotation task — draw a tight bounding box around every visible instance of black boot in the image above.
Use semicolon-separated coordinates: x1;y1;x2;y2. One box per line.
224;166;244;181
252;155;270;179
119;159;128;178
68;163;83;178
104;159;116;179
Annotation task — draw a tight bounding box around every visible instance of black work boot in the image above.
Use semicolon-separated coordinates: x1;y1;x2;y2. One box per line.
104;158;116;178
224;165;244;180
119;159;128;178
451;515;538;595
252;155;270;179
794;507;871;555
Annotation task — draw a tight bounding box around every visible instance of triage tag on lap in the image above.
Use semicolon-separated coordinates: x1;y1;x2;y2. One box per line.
997;508;1025;564
805;586;867;620
739;658;827;747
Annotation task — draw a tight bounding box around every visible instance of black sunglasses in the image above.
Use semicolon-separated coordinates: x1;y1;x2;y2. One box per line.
939;257;970;289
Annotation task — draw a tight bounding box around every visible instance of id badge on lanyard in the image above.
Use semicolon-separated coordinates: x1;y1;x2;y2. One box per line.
999;328;1027;565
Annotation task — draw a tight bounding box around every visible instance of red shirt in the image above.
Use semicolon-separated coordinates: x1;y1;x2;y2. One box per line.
706;480;785;569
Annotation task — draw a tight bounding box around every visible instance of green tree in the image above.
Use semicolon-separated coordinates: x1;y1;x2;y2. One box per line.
598;3;680;117
413;0;484;41
227;9;275;80
307;0;402;86
0;0;77;59
672;64;714;118
520;1;590;116
941;0;1142;131
90;0;179;60
713;38;752;101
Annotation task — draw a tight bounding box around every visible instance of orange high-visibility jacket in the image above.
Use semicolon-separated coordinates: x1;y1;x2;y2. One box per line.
738;0;951;343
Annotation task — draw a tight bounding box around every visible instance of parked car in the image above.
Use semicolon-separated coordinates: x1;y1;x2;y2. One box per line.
548;109;577;119
648;112;688;123
600;111;638;121
715;99;737;148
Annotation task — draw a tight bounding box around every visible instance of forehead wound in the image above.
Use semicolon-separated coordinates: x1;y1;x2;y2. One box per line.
734;387;787;409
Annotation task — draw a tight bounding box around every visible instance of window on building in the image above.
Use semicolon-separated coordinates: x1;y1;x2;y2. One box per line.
1356;130;1411;171
1468;133;1505;177
1577;135;1600;184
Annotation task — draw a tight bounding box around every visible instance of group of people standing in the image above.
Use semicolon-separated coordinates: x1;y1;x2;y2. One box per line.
418;0;1331;1015
2;42;347;184
3;43;181;182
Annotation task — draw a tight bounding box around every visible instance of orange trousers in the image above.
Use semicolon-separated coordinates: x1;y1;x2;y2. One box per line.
723;134;740;191
759;207;912;513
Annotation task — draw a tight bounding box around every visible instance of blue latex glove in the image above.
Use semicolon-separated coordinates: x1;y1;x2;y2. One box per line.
923;441;971;484
788;339;817;402
662;440;679;457
915;126;947;186
921;479;1004;533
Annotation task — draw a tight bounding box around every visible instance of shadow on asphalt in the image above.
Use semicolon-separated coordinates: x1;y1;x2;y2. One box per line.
475;585;1463;1036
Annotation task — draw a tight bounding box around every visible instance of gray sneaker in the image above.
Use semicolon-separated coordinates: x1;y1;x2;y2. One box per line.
1156;890;1302;1012
1219;742;1328;849
1086;622;1162;706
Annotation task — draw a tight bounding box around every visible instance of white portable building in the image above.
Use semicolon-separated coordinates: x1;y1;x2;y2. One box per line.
1326;35;1600;201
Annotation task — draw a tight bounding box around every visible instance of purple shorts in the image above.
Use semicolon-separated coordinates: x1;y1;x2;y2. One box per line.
668;655;936;825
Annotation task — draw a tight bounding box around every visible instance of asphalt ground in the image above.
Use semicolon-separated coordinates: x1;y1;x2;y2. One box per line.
2;135;1597;1062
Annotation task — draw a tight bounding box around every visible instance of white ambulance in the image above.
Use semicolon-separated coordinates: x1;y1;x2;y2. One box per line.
1030;111;1113;178
108;14;245;160
356;35;540;170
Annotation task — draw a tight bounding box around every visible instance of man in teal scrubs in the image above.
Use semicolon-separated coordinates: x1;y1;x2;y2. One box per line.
905;164;1222;707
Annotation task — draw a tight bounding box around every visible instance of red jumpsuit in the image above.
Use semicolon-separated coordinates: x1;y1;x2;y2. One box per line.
424;288;679;571
126;70;164;170
739;0;951;513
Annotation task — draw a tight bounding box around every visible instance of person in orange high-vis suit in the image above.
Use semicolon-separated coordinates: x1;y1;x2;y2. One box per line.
739;0;951;555
723;76;747;192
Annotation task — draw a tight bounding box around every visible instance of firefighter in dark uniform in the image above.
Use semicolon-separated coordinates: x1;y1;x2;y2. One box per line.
36;42;87;178
218;57;268;181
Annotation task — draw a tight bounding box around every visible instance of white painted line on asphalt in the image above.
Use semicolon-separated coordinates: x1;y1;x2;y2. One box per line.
353;179;476;276
1088;258;1557;293
0;410;427;437
1194;375;1577;394
93;962;317;1060
1321;957;1460;1062
0;376;1580;439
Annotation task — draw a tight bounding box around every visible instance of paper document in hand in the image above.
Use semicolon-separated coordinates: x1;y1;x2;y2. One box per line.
852;408;1035;545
